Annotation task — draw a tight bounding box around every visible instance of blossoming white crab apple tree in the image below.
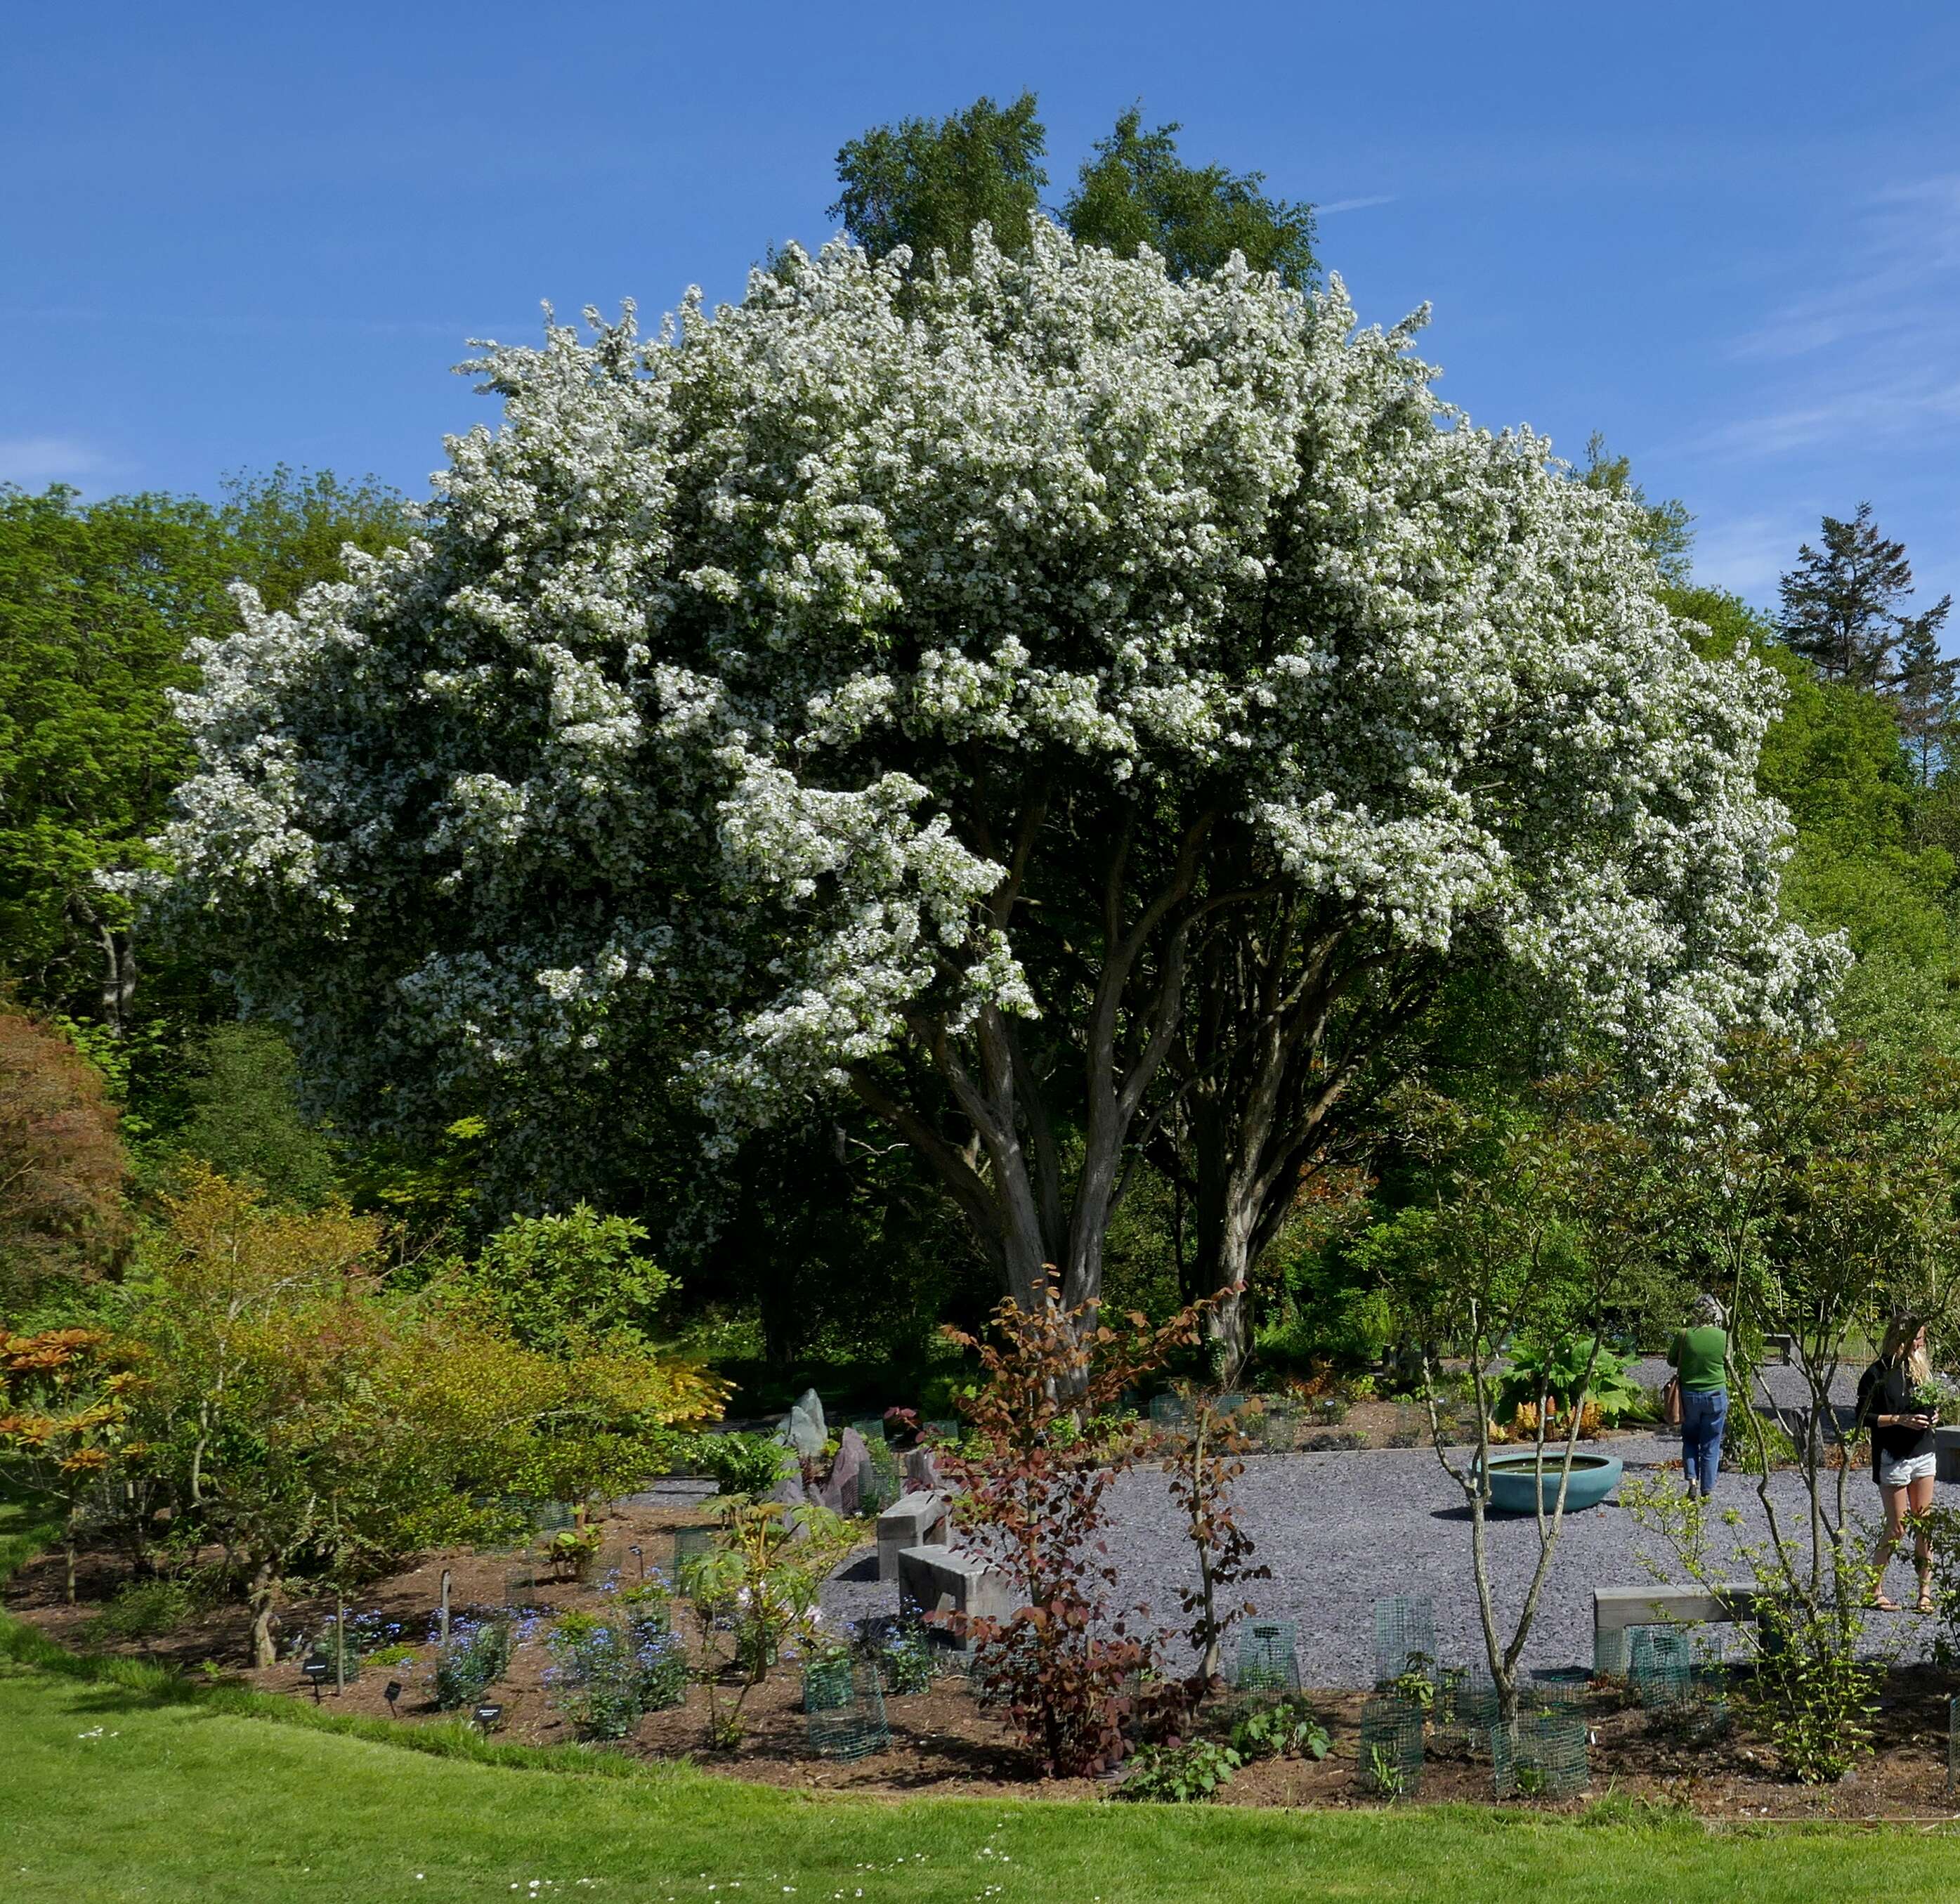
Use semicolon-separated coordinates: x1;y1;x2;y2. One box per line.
165;228;1833;1374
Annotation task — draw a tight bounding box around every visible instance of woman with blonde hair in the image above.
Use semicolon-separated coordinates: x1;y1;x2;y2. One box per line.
1857;1314;1940;1613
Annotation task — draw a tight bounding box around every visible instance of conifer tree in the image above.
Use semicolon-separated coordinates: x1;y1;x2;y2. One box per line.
1778;502;1951;694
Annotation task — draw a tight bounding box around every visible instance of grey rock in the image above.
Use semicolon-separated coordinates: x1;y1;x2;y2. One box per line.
902;1446;941;1492
794;1388;828;1442
830;1429;873;1516
783;1403;825;1459
766;1470;806;1508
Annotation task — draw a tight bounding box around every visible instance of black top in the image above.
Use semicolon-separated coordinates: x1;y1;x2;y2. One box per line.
1857;1359;1935;1480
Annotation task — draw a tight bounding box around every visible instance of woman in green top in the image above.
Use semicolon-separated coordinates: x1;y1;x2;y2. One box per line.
1668;1295;1730;1500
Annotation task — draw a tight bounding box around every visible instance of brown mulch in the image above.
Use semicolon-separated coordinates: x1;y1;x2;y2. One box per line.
11;1506;1960;1819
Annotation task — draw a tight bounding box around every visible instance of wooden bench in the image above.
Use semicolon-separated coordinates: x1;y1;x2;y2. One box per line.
1593;1583;1764;1676
876;1491;949;1583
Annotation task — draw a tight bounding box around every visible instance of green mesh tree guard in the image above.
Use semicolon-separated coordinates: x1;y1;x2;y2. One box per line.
1492;1708;1589;1799
1148;1394;1189;1430
504;1562;549;1610
1372;1596;1436;1689
1253;1404;1298;1453
1525;1667;1592;1710
1213;1391;1250;1416
1357;1694;1425;1796
1235;1619;1301;1692
672;1527;714;1570
1949;1695;1960;1794
1432;1664;1499;1752
860;1441;903;1515
1385;1405;1427;1449
1628;1625;1694;1711
804;1658;891;1761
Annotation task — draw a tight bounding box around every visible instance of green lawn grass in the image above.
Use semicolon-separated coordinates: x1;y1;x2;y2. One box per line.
7;1499;1960;1904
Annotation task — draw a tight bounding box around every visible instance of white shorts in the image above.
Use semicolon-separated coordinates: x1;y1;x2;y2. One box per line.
1879;1451;1938;1488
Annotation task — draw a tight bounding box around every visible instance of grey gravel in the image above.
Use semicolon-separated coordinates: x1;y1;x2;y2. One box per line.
821;1438;1941;1688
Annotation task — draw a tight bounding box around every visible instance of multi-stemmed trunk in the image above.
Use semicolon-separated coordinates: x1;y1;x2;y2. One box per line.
849;786;1435;1369
850;794;1215;1326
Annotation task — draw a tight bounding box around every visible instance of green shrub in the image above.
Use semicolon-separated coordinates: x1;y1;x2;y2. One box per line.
863;1622;934;1694
544;1610;688;1740
697;1432;790;1499
1109;1739;1242;1803
1497;1336;1647;1426
1228;1695;1330;1761
80;1579;195;1642
431;1617;512;1711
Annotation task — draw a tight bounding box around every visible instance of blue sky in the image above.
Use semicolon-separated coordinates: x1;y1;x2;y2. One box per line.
4;1;1957;620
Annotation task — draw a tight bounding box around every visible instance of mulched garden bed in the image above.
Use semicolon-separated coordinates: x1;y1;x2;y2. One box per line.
11;1502;1960;1820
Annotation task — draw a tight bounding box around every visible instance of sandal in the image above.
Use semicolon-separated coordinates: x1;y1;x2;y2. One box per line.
1872;1593;1902;1610
1919;1596;1938;1615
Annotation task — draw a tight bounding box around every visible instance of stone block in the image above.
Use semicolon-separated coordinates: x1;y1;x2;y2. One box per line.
1936;1426;1960;1484
896;1544;1016;1624
877;1490;948;1583
1593;1582;1763;1676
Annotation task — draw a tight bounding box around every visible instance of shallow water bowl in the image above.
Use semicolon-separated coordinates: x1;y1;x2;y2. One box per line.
1478;1450;1623;1514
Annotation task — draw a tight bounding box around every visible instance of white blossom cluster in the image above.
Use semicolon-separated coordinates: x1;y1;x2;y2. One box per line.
164;228;1836;1178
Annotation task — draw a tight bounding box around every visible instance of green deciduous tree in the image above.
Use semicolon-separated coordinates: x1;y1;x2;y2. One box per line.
830;92;1048;271
0;472;413;1030
1579;433;1693;585
1371;1086;1675;1722
218;465;412;618
1671;585;1960;1055
0;487;227;1024
462;1204;673;1352
1063;107;1316;289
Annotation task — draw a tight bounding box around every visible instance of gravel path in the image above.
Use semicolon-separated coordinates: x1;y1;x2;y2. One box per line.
821;1437;1943;1688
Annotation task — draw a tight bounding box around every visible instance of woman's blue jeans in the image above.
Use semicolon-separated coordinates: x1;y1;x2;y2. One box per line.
1680;1386;1727;1497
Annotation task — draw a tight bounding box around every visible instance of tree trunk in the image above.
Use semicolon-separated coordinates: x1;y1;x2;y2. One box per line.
249;1561;279;1667
67;893;137;1035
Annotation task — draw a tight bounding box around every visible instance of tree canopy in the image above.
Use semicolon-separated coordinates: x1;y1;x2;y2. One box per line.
830;93;1049;272
0;470;413;1029
832;94;1316;293
1063;106;1316;289
1778;500;1952;694
164;232;1831;1372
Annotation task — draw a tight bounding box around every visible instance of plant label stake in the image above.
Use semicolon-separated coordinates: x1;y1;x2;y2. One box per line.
629;1544;643;1582
473;1701;502;1733
301;1660;329;1704
439;1568;452;1647
384;1679;403;1716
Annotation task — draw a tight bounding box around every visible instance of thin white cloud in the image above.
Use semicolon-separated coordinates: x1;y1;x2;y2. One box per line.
1689;511;1800;597
1318;195;1395;216
1689;176;1960;463
1685;375;1960;460
0;435;123;486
